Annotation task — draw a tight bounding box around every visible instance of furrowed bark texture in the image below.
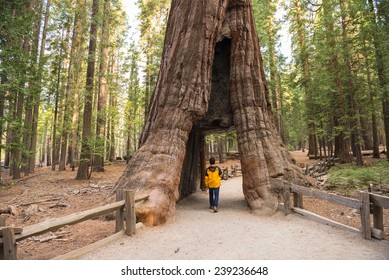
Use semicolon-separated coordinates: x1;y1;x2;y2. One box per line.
116;0;305;225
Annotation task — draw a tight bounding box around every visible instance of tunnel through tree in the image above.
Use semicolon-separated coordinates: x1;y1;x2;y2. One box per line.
115;0;306;226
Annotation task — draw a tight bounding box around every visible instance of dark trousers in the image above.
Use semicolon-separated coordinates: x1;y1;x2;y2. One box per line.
209;187;220;207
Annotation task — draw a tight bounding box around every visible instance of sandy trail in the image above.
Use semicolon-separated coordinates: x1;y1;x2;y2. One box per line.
79;177;389;260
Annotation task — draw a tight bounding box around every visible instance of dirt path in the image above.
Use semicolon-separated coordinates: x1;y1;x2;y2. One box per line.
79;177;389;260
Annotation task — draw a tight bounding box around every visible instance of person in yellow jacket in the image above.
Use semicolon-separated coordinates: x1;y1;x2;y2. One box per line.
205;157;223;212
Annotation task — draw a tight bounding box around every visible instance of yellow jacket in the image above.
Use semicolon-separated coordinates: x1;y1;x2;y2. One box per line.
205;165;222;188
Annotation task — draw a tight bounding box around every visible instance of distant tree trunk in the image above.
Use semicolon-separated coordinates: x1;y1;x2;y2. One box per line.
60;2;85;171
359;116;373;150
76;0;99;180
58;24;71;164
265;0;284;143
21;0;41;176
93;0;110;172
41;119;48;166
339;0;363;166
217;136;225;163
70;86;81;170
46;135;51;166
11;83;25;179
0;76;5;182
4;123;11;168
68;0;87;170
51;47;63;171
363;38;380;158
108;89;117;162
115;0;305;226
1;19;11;171
29;0;50;173
291;0;316;158
368;0;389;160
322;0;352;163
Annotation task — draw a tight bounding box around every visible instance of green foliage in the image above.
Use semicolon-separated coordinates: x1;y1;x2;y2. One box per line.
325;160;389;191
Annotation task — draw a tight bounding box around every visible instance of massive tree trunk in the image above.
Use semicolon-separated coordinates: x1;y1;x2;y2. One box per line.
116;0;305;226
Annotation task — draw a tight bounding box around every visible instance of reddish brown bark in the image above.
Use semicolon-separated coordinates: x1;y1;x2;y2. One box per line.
116;0;305;225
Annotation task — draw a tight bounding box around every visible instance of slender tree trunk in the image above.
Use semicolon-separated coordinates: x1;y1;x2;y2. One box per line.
60;8;82;171
339;0;363;165
217;136;225;163
363;37;380;157
11;83;25;179
0;76;5;183
264;0;284;142
369;0;389;159
22;0;43;176
12;32;31;179
291;0;316;158
322;0;352;163
93;0;110;172
4;122;10;168
51;45;63;171
41;119;48;166
76;0;99;180
28;0;50;173
108;90;117;162
115;0;305;226
46;135;51;166
68;0;87;170
108;51;117;162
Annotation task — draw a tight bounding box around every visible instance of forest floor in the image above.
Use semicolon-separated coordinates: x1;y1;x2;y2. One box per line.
0;151;388;260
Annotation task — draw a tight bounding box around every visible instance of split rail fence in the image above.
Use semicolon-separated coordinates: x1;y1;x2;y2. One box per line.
281;184;389;240
221;164;242;180
0;189;148;260
2;182;387;260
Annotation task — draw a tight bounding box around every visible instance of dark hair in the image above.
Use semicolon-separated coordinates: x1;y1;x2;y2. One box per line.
209;157;216;165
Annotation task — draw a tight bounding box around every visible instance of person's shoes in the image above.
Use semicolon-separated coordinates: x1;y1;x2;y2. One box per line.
209;206;214;209
213;207;218;212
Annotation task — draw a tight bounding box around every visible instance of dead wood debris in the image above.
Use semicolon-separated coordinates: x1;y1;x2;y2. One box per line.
14;173;43;183
18;197;62;207
31;230;72;243
24;204;39;221
49;202;70;208
0;205;11;214
69;184;114;196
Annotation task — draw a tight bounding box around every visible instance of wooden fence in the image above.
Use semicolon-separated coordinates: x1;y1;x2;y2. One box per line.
221;164;242;180
2;183;387;259
0;189;148;260
304;158;336;177
282;184;389;240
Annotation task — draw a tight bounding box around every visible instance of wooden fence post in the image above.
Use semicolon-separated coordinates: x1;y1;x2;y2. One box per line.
283;186;292;215
115;189;124;233
293;186;303;209
372;205;384;231
0;215;6;260
125;189;136;236
359;191;372;240
1;227;17;260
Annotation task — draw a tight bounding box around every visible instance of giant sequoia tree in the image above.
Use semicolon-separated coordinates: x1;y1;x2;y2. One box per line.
116;0;305;226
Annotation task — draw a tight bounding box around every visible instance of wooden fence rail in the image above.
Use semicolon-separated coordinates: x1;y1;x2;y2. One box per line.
0;190;148;260
283;184;389;241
